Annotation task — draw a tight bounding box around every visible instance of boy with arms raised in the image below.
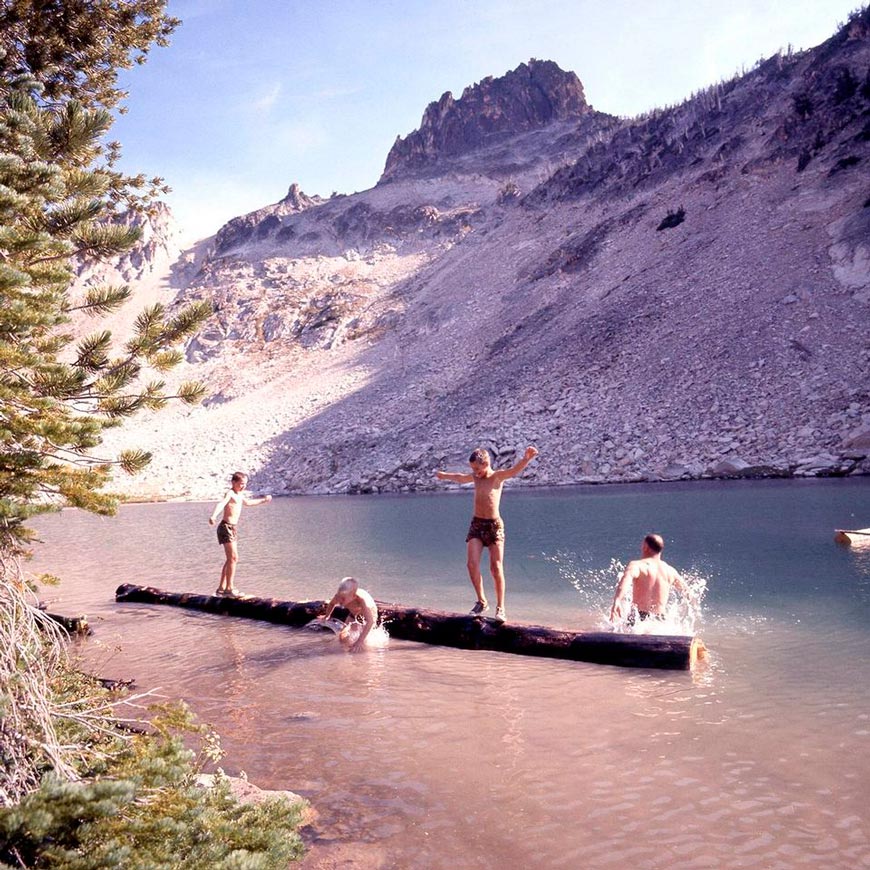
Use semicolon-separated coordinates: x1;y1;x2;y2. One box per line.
435;446;538;624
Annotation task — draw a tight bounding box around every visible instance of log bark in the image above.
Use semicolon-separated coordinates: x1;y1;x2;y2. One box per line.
41;610;91;635
115;583;705;671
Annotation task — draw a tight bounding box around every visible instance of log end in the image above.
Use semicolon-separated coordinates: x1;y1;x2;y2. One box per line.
690;636;707;669
45;611;91;635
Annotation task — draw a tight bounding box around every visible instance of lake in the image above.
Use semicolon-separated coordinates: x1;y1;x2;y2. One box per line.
30;478;870;869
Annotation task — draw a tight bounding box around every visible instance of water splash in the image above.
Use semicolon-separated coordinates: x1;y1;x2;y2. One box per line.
340;621;390;650
542;550;708;635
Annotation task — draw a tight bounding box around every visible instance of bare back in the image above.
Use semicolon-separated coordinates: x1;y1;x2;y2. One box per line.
346;588;378;623
630;557;683;614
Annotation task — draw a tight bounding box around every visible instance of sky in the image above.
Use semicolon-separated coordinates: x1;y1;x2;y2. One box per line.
111;0;864;244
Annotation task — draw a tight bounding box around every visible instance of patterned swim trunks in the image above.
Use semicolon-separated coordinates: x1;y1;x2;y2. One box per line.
216;520;237;545
465;516;505;547
626;608;666;629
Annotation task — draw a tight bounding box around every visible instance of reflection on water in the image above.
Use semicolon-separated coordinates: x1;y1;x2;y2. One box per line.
29;478;870;869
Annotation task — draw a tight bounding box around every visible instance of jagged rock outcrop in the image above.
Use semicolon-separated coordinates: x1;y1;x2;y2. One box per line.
381;59;599;180
212;183;323;255
96;11;870;500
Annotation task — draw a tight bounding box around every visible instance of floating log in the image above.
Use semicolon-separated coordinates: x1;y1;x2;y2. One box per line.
834;527;870;545
116;583;704;670
95;676;136;691
41;610;91;635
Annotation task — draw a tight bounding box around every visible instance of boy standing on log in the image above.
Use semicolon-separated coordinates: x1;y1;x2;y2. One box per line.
317;577;378;653
208;471;271;598
610;533;692;628
435;446;538;624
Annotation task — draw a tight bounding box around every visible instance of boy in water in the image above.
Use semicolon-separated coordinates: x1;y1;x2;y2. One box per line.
317;577;379;653
208;471;271;597
435;445;539;624
610;533;692;629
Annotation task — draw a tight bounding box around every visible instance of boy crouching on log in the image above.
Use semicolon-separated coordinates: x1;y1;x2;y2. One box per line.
317;577;378;653
208;471;271;598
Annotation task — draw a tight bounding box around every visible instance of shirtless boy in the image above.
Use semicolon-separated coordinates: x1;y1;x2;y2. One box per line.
208;471;271;597
435;446;539;624
610;533;691;628
318;577;379;653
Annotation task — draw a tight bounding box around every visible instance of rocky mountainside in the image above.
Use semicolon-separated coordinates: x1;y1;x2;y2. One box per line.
70;202;182;347
96;13;870;500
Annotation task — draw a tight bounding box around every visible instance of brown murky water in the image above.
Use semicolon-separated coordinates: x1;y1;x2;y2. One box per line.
31;481;870;868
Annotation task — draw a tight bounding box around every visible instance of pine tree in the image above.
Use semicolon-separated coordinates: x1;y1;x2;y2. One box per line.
0;0;209;812
0;7;211;553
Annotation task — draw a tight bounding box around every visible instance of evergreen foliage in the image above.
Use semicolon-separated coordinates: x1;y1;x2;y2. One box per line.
0;0;179;112
0;698;306;869
0;40;212;552
0;7;305;870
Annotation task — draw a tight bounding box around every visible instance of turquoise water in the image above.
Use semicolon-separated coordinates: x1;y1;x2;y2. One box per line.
30;478;870;868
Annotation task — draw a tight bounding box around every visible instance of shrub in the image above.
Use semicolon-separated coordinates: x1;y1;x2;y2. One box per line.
656;206;686;231
833;67;858;103
792;92;813;119
0;696;307;869
829;155;862;175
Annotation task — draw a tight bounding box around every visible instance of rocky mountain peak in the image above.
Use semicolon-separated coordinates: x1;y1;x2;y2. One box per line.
211;183;322;254
280;182;318;211
381;59;592;181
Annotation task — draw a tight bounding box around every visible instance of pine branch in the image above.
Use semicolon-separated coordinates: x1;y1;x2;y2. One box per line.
118;449;152;475
74;330;112;372
66;285;131;315
174;381;207;405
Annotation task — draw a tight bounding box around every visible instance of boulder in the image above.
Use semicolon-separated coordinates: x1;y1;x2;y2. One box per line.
707;457;751;476
843;426;870;450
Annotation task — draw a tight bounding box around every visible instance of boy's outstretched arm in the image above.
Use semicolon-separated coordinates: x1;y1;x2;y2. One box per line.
435;470;474;484
243;494;272;507
496;445;539;480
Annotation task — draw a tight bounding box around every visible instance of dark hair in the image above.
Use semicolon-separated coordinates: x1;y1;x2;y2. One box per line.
231;471;247;483
644;533;664;554
468;448;489;464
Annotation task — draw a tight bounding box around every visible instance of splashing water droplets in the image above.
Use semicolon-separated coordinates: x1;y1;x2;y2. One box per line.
542;550;708;635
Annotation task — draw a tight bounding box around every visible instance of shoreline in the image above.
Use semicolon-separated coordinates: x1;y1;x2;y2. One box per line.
117;467;870;505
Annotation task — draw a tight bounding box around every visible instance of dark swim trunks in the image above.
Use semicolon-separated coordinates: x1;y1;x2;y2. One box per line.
627;608;666;629
465;516;505;547
216;520;237;545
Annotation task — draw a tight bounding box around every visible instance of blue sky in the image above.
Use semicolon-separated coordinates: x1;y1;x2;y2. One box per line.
112;0;862;244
